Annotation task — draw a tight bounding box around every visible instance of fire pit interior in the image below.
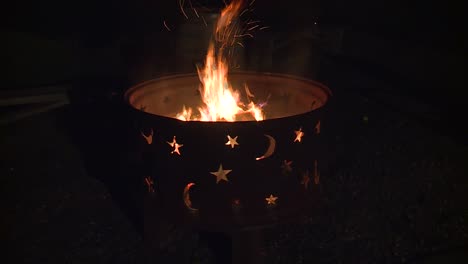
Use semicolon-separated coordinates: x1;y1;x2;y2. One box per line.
127;72;329;120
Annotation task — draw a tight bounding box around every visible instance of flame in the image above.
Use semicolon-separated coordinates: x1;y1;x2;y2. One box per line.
176;105;193;121
177;0;264;122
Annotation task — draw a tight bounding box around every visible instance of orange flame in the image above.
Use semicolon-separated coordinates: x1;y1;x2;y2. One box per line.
177;0;264;122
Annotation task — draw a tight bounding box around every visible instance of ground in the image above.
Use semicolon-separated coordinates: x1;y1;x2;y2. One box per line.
2;68;467;263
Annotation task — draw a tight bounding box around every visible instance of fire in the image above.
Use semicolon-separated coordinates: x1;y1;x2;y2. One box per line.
176;0;265;122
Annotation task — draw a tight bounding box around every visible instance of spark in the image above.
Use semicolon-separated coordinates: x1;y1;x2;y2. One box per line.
223;22;236;42
201;16;207;26
237;42;244;47
236;24;251;38
189;0;199;18
163;20;171;31
239;9;249;17
179;0;188;19
249;0;256;6
226;30;237;46
248;25;259;31
234;33;254;38
259;26;270;30
193;8;199;18
247;20;259;24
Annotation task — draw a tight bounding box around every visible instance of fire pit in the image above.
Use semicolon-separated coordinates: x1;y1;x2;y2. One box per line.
125;71;331;232
122;1;331;261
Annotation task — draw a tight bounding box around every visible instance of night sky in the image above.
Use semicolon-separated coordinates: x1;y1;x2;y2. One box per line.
3;0;465;134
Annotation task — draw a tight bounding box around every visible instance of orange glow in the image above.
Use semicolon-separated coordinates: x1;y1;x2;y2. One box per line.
183;183;198;211
177;0;264;122
141;128;153;144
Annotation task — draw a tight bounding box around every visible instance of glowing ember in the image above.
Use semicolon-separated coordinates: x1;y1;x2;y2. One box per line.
144;176;155;193
176;0;265;122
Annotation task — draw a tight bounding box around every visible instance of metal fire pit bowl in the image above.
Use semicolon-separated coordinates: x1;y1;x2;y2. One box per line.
124;72;331;233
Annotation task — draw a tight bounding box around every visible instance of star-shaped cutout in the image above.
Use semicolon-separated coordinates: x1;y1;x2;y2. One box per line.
225;135;239;148
210;164;232;184
301;170;311;189
281;160;293;174
294;128;305;142
265;194;278;205
167;136;183;155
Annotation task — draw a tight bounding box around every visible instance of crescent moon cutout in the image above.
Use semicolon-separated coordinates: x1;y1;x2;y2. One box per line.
183;183;198;211
256;134;276;160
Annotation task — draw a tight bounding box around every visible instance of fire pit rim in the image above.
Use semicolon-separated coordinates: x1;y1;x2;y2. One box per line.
124;71;332;124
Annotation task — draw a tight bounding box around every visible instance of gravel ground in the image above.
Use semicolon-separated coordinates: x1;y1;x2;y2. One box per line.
1;111;143;264
261;90;468;263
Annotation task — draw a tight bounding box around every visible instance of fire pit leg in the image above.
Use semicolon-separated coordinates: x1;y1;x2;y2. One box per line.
194;229;266;264
145;220;196;263
144;197;198;263
196;231;232;263
232;229;266;264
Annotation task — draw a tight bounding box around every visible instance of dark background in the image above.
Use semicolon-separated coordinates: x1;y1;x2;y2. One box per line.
2;0;466;139
2;0;467;263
